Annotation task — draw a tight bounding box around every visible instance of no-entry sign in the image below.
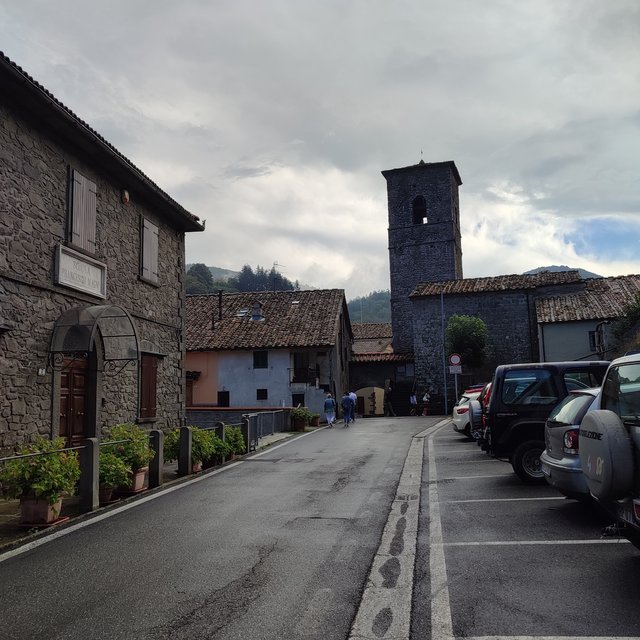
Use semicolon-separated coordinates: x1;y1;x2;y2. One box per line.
449;353;462;366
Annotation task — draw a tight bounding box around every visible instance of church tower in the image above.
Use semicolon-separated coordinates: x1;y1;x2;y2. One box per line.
383;160;463;354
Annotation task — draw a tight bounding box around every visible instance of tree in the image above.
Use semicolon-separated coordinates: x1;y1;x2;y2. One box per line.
445;315;488;368
186;263;215;294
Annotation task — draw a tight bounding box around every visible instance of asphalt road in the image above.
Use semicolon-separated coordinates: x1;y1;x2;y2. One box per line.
2;417;639;640
0;417;438;640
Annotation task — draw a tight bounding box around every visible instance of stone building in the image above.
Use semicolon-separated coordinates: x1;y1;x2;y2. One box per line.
0;52;204;451
381;159;640;413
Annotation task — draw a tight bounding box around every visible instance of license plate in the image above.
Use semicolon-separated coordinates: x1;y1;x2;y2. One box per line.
541;462;551;477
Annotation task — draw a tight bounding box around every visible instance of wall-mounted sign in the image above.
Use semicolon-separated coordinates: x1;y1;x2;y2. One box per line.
55;245;107;298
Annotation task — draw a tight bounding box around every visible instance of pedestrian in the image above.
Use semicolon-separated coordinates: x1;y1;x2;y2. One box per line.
422;390;430;416
324;392;336;428
349;390;358;422
384;385;396;417
341;391;354;427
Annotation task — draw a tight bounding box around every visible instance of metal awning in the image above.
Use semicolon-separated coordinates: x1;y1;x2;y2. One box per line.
50;305;139;367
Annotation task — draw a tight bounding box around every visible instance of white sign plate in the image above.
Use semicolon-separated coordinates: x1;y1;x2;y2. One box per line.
56;245;107;298
449;365;462;374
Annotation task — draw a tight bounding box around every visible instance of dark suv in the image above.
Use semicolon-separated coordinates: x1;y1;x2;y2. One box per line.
482;361;609;484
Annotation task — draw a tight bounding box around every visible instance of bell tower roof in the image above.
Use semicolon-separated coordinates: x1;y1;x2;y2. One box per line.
382;160;462;186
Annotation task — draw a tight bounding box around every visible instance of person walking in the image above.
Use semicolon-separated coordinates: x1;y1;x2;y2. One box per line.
341;391;354;427
349;390;358;422
324;392;336;428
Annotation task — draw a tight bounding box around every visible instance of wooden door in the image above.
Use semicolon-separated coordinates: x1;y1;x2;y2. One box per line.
60;360;88;444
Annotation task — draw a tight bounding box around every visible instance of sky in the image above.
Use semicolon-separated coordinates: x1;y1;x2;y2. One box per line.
2;1;639;299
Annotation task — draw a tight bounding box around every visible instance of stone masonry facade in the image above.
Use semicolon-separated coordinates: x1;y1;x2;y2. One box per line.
384;162;463;355
0;73;198;451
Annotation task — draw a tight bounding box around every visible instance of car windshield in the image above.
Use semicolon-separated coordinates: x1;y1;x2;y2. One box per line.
547;393;594;426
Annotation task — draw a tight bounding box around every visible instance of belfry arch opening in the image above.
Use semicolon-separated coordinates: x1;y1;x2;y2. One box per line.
412;195;427;224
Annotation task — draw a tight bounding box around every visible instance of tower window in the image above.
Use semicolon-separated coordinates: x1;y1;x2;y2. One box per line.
412;196;427;224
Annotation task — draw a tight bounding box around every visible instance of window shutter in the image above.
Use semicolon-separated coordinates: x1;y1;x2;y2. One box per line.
71;170;97;252
141;218;159;283
140;355;158;419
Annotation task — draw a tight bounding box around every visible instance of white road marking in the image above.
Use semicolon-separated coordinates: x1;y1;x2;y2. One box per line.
438;473;514;480
444;538;630;546
443;496;565;503
463;636;639;640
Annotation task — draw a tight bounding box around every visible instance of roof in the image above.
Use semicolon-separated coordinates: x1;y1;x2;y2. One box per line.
0;51;203;233
186;289;350;351
352;353;414;363
352;323;393;339
382;160;462;186
412;270;584;297
535;275;640;323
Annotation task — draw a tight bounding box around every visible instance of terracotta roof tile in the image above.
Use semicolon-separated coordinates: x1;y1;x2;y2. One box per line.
352;353;414;363
352;323;393;339
412;270;584;296
186;289;349;351
535;275;640;322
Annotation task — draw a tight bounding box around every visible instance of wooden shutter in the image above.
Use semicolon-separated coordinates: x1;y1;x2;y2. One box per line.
71;170;97;252
141;218;159;283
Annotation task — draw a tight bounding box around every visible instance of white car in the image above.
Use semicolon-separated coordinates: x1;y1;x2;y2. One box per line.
452;391;481;438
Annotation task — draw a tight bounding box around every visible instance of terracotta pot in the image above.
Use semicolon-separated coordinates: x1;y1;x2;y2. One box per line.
192;461;203;473
119;467;148;493
19;496;62;525
310;416;320;427
99;486;115;504
293;418;307;432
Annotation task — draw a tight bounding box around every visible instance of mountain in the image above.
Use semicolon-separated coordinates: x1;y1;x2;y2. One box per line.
347;290;391;323
186;264;240;281
523;265;602;279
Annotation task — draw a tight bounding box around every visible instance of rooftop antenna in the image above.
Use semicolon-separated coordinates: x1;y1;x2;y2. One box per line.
272;261;286;292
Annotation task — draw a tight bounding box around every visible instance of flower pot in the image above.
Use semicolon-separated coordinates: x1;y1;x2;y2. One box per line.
99;485;115;504
192;461;203;473
310;416;320;427
119;467;148;493
293;418;307;432
19;496;62;525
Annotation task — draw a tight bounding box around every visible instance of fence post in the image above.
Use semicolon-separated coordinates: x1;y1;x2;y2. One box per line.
241;416;253;452
178;425;192;476
79;438;99;511
149;430;164;488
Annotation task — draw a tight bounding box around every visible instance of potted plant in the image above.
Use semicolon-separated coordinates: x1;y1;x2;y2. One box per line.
107;423;155;493
309;413;320;427
224;426;246;460
98;449;131;504
164;426;216;473
0;436;80;525
291;406;313;432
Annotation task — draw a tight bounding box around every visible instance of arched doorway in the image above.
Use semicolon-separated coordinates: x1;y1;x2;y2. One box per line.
49;305;139;443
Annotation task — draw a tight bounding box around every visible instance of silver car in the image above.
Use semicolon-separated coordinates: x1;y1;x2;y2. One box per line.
540;387;599;500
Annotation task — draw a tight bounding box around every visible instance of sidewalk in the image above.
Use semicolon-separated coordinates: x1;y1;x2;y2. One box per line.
0;430;302;554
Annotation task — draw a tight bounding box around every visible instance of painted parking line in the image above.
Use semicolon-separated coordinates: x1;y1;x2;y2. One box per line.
442;496;565;504
445;538;630;547
463;636;638;640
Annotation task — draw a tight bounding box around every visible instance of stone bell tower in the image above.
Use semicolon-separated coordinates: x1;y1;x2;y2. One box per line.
382;160;463;354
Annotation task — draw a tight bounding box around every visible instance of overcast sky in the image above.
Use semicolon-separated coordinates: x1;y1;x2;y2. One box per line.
2;1;639;299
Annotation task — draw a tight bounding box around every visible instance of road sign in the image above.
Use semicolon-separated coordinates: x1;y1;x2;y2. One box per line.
449;365;462;374
449;353;462;366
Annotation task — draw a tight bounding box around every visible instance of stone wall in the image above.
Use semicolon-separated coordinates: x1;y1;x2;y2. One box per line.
0;100;187;450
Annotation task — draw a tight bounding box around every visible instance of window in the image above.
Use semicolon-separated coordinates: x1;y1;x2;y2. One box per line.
69;169;97;252
501;369;559;406
140;218;159;284
292;393;305;406
253;350;268;369
217;391;230;407
139;354;159;420
257;388;268;400
412;195;427;224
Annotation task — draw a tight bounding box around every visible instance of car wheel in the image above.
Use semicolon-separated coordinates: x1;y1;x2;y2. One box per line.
511;440;546;485
579;410;634;501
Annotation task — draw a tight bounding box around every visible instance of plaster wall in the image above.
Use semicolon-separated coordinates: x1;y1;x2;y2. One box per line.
539;321;602;361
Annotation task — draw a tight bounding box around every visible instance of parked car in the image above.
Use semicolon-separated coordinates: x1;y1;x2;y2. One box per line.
469;382;492;441
578;353;640;550
481;361;609;484
452;391;481;438
540;387;599;500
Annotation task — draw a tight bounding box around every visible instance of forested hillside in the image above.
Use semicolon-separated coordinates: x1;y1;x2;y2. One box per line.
186;263;299;294
347;290;391;323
